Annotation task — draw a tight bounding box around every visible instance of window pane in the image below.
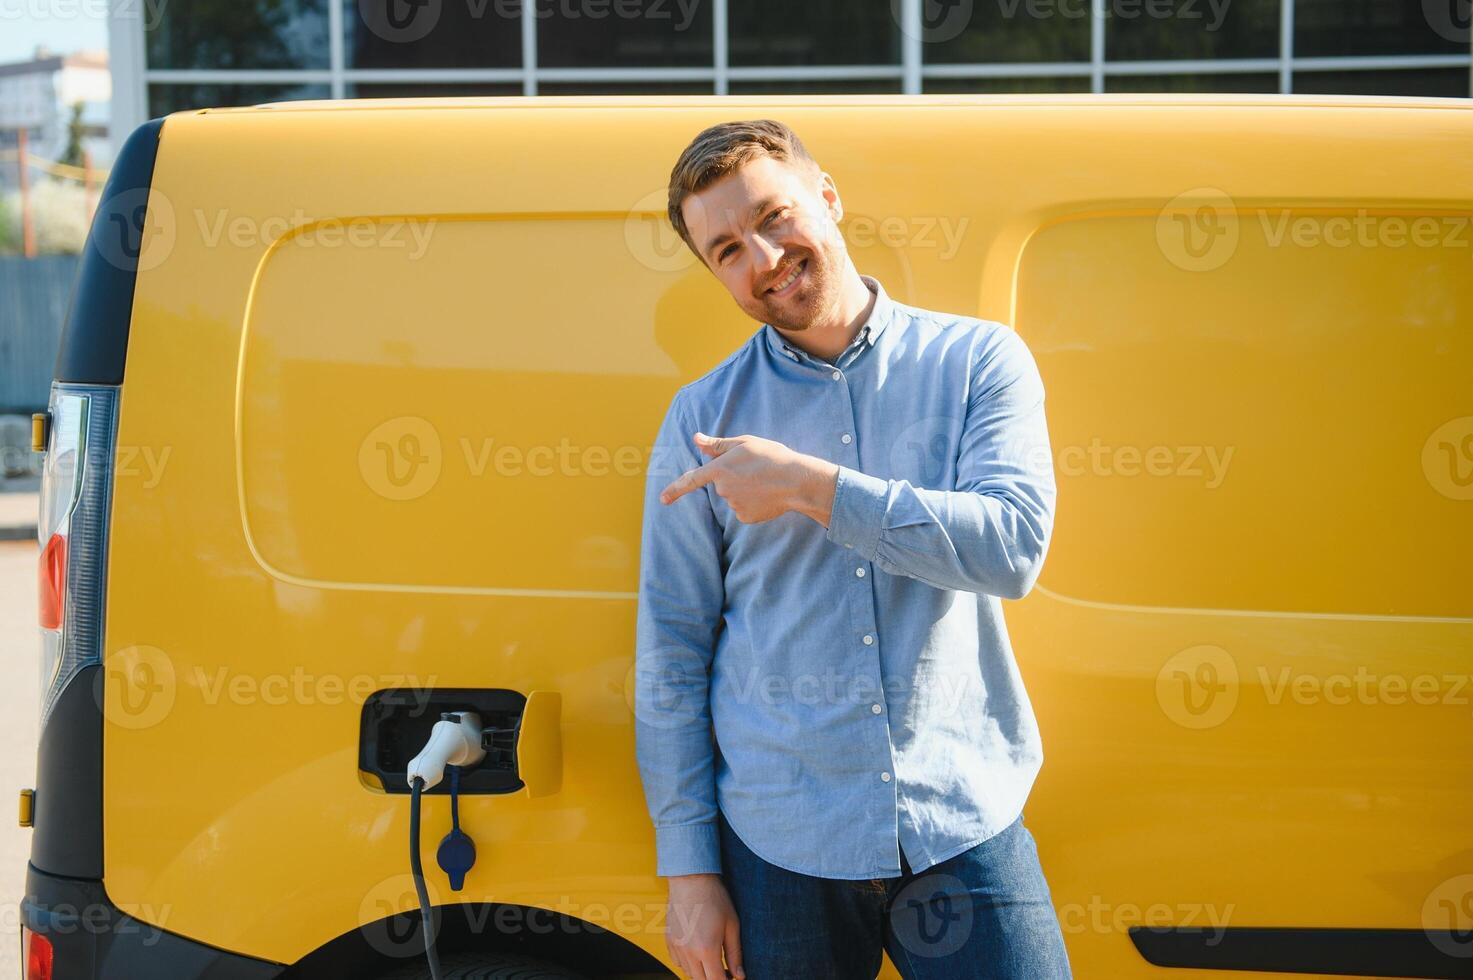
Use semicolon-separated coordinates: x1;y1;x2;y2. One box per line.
347;83;524;97
148;83;332;117
1105;71;1279;91
1295;0;1466;57
1107;0;1279;60
347;0;523;68
923;75;1091;93
147;0;329;70
538;0;713;67
924;3;1090;64
726;78;903;93
536;80;714;93
730;0;900;66
1292;68;1468;97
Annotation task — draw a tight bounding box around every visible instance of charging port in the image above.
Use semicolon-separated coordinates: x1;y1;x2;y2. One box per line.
359;688;527;795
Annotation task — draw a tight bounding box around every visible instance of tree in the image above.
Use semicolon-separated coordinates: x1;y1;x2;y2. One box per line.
0;194;16;255
60;102;85;169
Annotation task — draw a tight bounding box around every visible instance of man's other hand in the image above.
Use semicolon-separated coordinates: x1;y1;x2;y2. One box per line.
665;872;745;980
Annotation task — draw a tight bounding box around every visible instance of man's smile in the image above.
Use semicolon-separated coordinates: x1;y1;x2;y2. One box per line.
765;257;808;297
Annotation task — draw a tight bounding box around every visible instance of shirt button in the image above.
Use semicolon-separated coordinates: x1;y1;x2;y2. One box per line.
862;634;874;645
855;567;866;578
831;370;841;380
871;703;883;714
880;771;892;782
840;433;852;445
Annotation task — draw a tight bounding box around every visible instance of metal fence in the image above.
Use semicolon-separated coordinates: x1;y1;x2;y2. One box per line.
0;254;77;415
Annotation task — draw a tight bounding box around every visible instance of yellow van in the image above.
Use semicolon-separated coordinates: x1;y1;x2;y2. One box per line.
22;94;1473;980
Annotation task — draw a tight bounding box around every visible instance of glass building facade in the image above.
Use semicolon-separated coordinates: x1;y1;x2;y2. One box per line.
109;0;1471;132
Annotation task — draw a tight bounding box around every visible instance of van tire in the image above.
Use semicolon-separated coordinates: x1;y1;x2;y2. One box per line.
375;952;591;979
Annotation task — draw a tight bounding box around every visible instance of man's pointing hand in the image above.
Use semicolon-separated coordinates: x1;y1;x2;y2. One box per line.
660;432;840;527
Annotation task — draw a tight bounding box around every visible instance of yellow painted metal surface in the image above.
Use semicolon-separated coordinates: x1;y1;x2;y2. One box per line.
101;96;1473;977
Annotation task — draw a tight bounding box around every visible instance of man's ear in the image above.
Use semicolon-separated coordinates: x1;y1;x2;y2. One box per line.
818;170;843;223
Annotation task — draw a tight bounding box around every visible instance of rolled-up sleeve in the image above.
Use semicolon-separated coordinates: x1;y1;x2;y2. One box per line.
633;389;727;877
825;325;1056;600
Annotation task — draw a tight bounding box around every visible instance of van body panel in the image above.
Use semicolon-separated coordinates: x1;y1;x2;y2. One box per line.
91;98;1472;976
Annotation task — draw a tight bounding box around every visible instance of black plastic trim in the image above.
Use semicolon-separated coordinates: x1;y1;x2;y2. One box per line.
1130;926;1473;978
30;665;104;878
54;117;165;385
23;863;285;980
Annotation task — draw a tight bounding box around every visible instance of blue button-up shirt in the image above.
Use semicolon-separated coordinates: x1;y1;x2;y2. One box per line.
634;274;1056;880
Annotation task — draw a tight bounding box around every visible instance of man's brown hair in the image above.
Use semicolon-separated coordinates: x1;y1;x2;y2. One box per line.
666;119;821;260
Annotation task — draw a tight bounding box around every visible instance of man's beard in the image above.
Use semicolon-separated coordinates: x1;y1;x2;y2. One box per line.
750;247;839;333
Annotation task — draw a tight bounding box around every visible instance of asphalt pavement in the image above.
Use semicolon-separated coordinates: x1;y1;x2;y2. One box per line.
0;536;42;974
0;491;37;542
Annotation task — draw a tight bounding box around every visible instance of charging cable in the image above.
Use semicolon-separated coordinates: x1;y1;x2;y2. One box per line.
406;712;488;980
408;775;443;980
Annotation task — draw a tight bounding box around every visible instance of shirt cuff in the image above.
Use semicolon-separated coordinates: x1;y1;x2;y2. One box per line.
655;822;722;877
824;465;888;559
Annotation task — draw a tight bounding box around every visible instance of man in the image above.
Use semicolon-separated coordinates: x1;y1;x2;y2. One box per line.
633;119;1071;980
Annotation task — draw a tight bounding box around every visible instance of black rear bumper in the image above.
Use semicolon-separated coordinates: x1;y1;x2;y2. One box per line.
22;864;284;980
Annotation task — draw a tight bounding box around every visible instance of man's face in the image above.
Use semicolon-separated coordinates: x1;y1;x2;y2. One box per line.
680;154;848;333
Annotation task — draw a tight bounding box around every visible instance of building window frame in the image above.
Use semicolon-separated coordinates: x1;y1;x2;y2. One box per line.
109;0;1473;139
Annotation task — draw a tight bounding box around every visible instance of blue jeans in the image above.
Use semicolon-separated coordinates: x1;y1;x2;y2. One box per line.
716;808;1073;980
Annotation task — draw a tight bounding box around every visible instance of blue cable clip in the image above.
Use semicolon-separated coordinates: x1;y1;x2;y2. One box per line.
436;765;476;891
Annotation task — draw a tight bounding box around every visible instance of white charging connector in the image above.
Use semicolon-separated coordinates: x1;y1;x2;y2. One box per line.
406;711;486;791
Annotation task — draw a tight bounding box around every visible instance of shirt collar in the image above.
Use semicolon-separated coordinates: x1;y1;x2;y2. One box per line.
764;274;896;369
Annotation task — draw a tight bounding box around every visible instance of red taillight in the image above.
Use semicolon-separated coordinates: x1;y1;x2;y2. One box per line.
23;926;53;980
38;533;67;631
